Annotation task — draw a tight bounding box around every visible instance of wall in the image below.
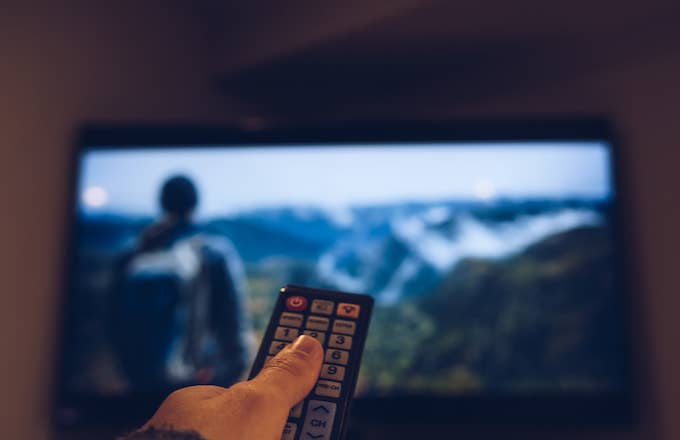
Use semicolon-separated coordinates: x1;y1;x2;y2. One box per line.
0;2;233;439
211;0;430;75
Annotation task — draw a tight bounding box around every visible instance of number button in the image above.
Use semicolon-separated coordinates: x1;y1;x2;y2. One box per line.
269;341;288;355
328;334;352;350
274;326;299;341
325;349;349;365
302;330;326;345
320;363;346;381
337;303;360;319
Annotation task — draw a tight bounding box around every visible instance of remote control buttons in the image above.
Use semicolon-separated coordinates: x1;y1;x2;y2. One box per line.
337;303;360;319
302;401;337;440
302;330;326;345
332;320;356;335
306;316;330;331
269;341;288;355
279;312;303;327
311;299;334;315
275;326;299;341
315;380;342;398
325;349;349;365
328;334;352;350
286;296;307;311
281;422;297;440
320;364;346;381
290;401;304;418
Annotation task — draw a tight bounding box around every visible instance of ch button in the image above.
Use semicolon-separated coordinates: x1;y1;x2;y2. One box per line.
302;400;337;440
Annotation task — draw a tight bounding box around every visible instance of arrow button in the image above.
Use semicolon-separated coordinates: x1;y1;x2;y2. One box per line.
312;404;330;413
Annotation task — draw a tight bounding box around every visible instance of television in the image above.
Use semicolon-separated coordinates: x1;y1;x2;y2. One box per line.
55;120;634;427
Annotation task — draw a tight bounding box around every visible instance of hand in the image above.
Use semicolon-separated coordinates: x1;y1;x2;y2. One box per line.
140;335;323;440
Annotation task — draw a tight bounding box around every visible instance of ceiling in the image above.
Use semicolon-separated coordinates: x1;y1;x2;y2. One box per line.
202;0;680;119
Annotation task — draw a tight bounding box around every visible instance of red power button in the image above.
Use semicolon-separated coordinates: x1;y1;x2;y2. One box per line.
286;296;308;311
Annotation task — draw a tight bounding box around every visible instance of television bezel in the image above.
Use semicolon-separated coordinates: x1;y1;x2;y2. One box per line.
54;118;637;428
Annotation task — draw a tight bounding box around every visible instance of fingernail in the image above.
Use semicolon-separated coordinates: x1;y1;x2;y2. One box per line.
291;335;319;354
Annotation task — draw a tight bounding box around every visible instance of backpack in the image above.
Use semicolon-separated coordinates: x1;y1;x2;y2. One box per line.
113;237;221;390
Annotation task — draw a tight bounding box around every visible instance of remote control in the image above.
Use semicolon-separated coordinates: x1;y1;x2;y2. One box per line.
249;284;374;440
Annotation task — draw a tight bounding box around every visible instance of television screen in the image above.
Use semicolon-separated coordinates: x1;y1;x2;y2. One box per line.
57;122;632;423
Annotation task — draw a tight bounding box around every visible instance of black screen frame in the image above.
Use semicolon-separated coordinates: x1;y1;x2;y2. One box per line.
54;118;637;428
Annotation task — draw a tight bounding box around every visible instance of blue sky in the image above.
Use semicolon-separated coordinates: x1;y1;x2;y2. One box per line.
78;142;612;218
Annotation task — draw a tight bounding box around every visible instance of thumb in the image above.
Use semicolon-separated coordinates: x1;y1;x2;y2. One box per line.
250;335;324;409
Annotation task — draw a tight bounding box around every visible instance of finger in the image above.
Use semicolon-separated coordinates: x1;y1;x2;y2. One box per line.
250;335;324;408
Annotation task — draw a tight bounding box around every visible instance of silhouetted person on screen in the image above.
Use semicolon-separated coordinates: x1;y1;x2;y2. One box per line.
111;175;252;392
